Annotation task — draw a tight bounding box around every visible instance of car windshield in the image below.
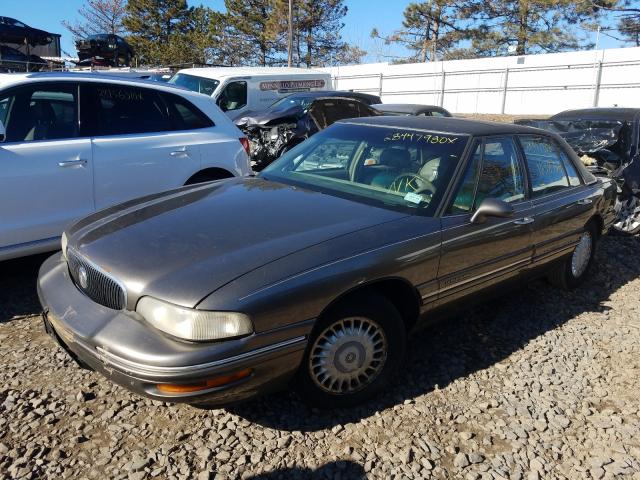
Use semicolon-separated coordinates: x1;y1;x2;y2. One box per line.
169;73;219;96
261;123;469;215
270;94;316;110
2;18;26;27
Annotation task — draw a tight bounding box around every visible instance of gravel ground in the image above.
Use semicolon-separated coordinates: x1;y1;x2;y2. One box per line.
1;235;640;480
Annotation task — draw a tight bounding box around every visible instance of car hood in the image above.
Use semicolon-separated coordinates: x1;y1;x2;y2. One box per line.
66;177;407;309
235;105;304;127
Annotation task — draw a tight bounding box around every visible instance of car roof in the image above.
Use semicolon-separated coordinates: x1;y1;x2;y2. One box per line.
339;116;549;136
550;108;640;121
0;71;189;90
177;66;329;80
372;103;449;114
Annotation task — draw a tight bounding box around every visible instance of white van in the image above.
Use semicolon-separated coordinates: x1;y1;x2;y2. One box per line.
169;67;333;120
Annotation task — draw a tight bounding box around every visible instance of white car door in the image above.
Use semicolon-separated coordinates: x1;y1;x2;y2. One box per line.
0;82;93;255
84;83;201;210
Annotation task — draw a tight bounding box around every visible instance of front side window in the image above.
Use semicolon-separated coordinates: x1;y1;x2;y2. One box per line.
217;81;247;112
169;73;219;96
262;124;469;215
94;84;170;136
0;84;78;142
520;135;572;196
448;137;525;214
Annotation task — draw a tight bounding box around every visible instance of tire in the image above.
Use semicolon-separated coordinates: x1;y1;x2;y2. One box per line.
548;222;598;290
296;294;406;408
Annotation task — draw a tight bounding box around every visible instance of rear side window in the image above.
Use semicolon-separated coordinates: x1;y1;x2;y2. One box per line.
0;84;78;142
520;136;574;196
448;137;525;214
162;92;214;131
93;84;171;136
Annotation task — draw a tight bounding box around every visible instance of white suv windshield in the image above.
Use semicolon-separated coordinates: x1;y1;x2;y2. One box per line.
261;123;469;215
169;73;219;96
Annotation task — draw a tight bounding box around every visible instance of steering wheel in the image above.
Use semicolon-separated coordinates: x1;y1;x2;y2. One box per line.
388;173;436;195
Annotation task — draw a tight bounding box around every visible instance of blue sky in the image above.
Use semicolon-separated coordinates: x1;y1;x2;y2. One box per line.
2;0;625;62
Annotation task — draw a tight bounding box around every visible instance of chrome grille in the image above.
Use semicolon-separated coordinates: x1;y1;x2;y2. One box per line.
67;249;126;310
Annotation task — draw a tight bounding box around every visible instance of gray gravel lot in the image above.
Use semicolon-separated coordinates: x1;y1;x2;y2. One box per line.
1;236;640;479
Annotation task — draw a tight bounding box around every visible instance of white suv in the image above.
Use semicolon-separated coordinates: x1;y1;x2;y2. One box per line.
0;72;252;261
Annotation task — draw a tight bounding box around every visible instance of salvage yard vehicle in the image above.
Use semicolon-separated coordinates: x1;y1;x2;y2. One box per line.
75;34;134;67
38;116;617;408
0;45;47;72
0;16;53;46
0;72;252;261
169;67;333;121
516;108;640;234
235;92;382;168
372;103;452;117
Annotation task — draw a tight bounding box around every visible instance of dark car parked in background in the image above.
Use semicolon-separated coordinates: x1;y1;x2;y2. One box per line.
372;103;452;117
39;116;616;409
0;45;46;72
0;16;53;46
235;91;381;168
516;108;640;234
76;34;133;67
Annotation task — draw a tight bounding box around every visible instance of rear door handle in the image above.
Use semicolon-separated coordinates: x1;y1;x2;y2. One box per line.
513;217;534;225
170;147;189;157
577;198;593;205
58;159;88;167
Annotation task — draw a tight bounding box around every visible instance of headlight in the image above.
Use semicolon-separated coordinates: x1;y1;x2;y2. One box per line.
136;297;253;341
61;232;68;259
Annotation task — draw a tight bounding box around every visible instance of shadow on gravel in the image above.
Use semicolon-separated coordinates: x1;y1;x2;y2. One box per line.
0;252;51;322
245;460;366;479
230;236;640;432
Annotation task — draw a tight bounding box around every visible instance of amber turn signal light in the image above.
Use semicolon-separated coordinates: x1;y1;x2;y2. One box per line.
157;368;252;394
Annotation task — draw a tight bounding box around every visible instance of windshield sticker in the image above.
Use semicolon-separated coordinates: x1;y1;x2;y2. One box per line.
404;192;423;204
384;132;459;144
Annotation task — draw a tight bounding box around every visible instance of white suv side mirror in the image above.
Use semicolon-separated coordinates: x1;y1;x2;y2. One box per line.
0;120;5;142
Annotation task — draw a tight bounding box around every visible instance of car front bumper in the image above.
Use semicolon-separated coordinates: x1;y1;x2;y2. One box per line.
37;253;310;406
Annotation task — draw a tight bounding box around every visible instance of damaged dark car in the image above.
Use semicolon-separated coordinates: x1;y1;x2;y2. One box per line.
516;108;640;234
235;91;382;169
76;34;133;67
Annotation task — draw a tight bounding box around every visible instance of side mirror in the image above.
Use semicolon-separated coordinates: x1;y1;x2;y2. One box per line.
470;198;514;224
0;120;5;142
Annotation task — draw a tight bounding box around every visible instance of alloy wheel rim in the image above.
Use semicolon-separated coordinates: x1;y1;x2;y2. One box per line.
613;196;640;233
571;231;592;278
309;317;387;395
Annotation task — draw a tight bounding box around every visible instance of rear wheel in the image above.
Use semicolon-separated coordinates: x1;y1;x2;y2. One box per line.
548;223;597;290
296;294;406;408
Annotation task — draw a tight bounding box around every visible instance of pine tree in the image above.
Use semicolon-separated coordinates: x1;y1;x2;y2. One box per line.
123;0;193;65
224;0;282;66
371;1;466;63
464;0;597;56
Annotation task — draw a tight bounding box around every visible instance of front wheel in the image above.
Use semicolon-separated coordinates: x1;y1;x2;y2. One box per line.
296;295;406;408
548;224;597;290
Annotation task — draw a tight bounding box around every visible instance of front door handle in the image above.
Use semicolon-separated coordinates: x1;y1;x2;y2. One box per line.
577;198;593;205
170;147;189;157
58;159;88;167
513;217;534;225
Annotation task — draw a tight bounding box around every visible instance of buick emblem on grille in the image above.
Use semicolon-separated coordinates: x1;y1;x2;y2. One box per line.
78;266;89;289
